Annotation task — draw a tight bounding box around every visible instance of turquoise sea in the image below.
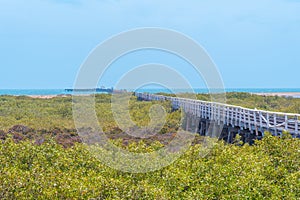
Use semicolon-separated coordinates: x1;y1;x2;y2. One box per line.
0;88;300;97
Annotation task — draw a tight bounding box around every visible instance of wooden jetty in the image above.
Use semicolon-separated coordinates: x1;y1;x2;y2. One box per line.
135;93;300;143
65;87;127;94
65;88;114;93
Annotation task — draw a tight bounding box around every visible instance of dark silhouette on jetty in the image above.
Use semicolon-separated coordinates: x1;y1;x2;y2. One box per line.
65;87;126;94
65;87;113;93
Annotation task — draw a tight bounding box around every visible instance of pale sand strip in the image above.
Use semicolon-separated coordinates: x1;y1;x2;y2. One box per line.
27;94;93;99
253;92;300;97
22;92;300;99
28;95;70;99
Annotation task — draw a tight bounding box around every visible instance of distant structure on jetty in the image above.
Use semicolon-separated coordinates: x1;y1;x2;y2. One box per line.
65;87;126;94
136;93;300;144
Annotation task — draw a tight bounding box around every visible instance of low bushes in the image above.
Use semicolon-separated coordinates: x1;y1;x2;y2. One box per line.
0;133;299;199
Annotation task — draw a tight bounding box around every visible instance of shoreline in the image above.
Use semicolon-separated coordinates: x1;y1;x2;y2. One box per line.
28;95;70;99
1;92;300;99
252;92;300;97
27;92;300;99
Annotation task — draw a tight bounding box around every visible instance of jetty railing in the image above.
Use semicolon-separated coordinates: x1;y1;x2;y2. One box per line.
135;93;300;137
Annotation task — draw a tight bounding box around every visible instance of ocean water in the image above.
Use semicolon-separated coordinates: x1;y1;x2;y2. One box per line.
0;89;67;96
0;88;300;96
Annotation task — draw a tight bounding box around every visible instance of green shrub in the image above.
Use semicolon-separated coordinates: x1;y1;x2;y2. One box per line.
0;134;299;199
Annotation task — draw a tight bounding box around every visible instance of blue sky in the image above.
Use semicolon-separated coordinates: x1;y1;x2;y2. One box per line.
0;0;300;89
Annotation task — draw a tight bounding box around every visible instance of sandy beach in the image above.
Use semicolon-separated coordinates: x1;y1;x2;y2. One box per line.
28;95;71;99
26;92;300;99
253;92;300;98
